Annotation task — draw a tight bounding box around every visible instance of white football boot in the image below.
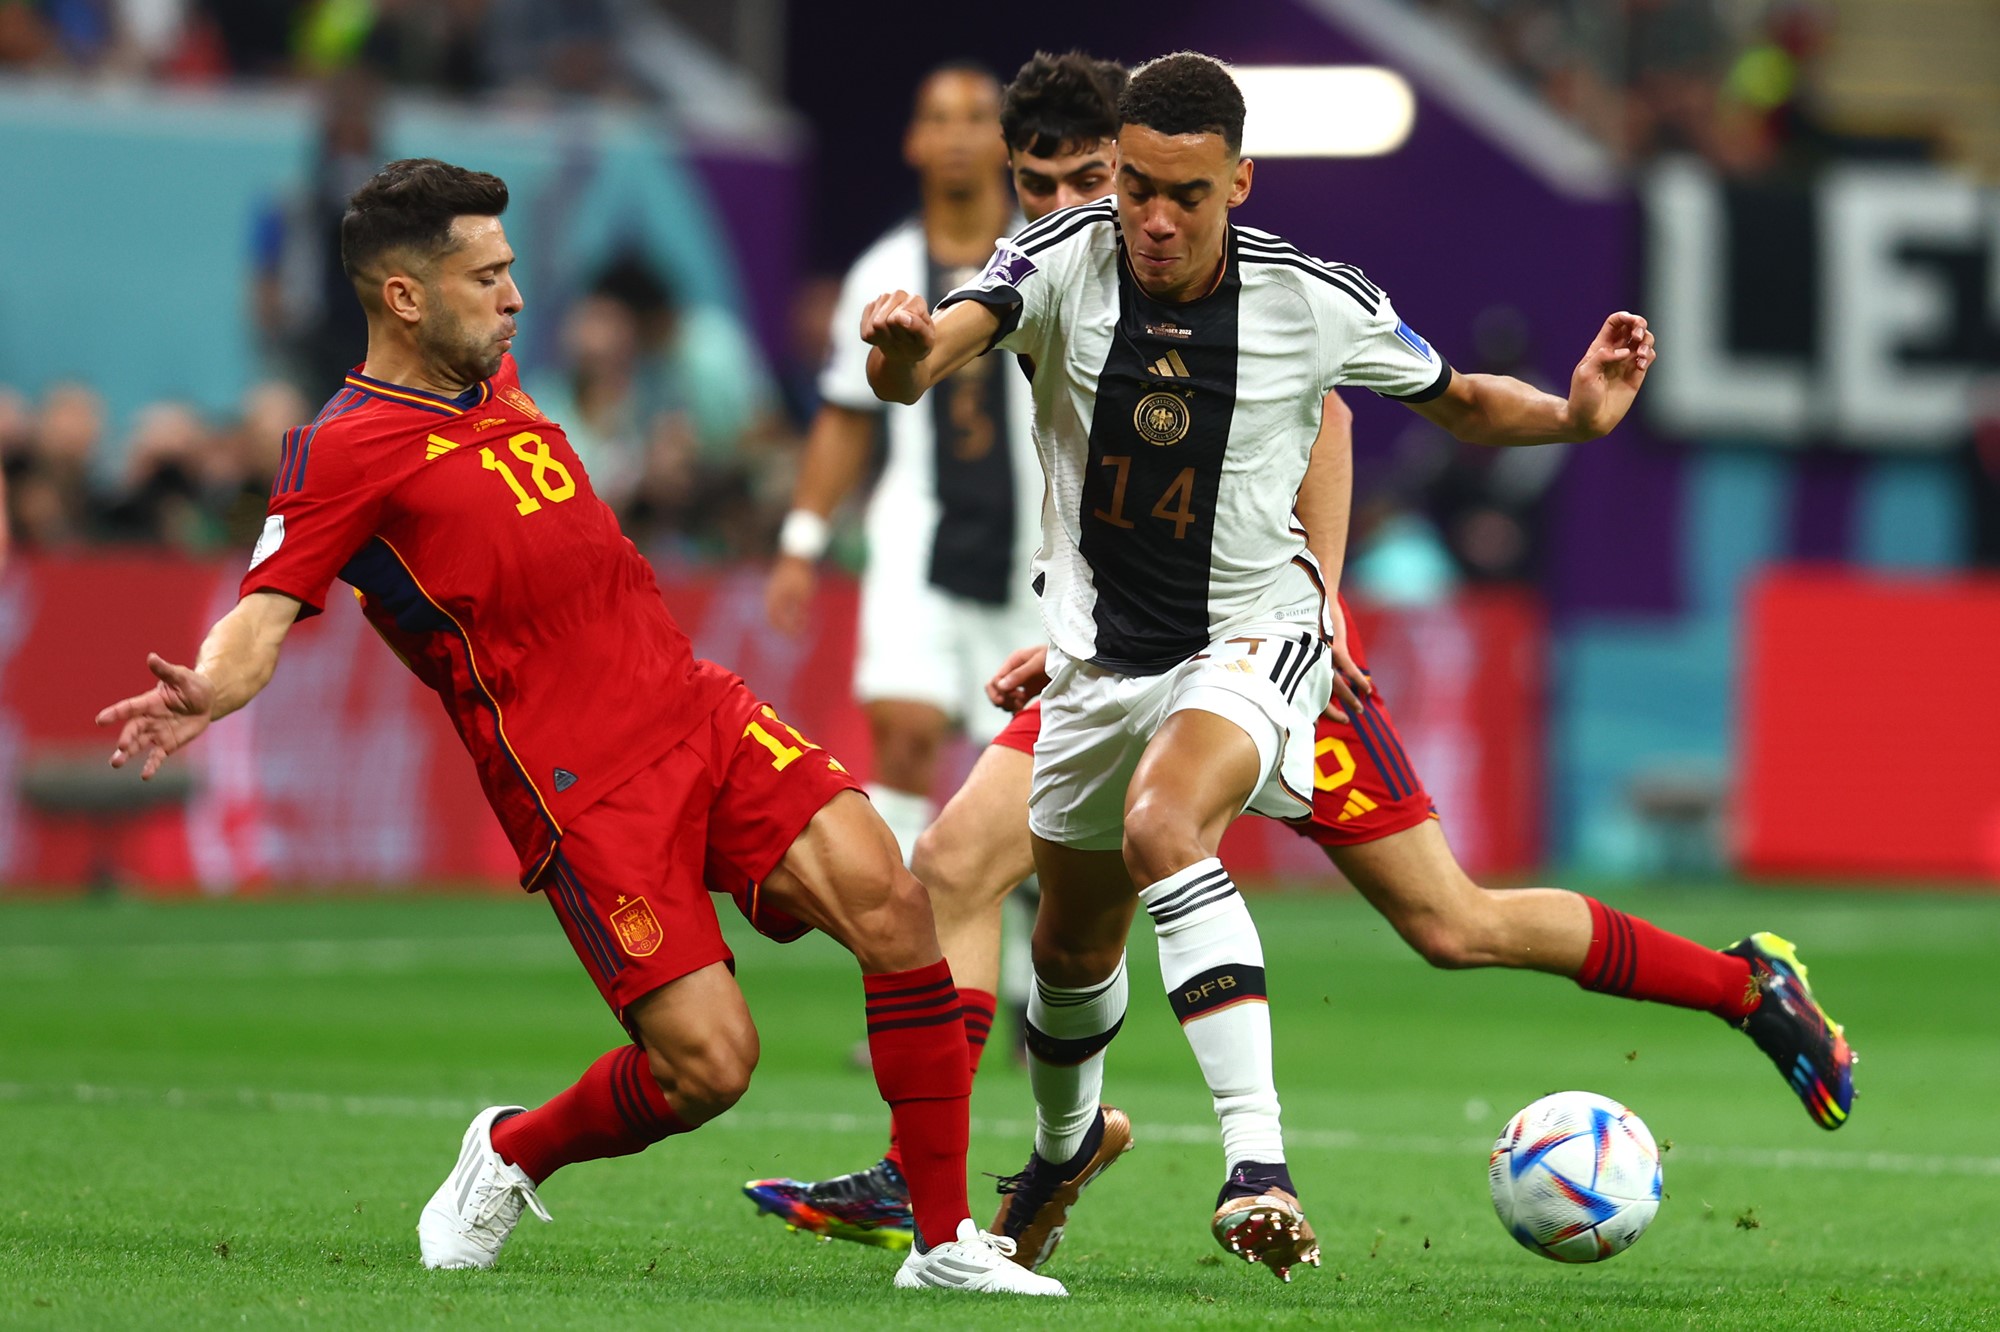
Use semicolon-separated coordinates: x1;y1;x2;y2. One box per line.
418;1106;552;1269
893;1219;1069;1295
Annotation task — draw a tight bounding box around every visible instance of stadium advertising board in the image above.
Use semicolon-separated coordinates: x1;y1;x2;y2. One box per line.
1645;160;2000;450
1741;568;2000;879
6;559;1543;892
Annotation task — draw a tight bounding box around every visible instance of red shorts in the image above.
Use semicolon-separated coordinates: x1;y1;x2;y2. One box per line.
991;701;1042;755
987;605;1434;847
534;661;862;1021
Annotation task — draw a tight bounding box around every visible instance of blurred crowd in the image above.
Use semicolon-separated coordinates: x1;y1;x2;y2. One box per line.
0;0;646;99
1410;0;1862;175
0;249;800;566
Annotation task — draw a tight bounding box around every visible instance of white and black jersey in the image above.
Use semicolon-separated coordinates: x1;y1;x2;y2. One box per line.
820;217;1039;606
937;199;1452;674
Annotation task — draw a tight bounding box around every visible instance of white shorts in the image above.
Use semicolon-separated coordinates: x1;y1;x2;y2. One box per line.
1027;625;1333;851
854;560;1043;745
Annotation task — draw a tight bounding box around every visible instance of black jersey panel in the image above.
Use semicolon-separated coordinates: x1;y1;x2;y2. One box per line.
1079;238;1243;673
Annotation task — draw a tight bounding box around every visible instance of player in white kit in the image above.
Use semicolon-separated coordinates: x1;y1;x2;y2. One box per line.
862;52;1655;1278
766;63;1042;861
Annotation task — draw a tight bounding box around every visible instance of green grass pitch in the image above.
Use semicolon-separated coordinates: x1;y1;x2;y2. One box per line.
3;884;1996;1329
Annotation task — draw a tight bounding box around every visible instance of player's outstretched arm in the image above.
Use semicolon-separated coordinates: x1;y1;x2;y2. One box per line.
1295;390;1370;721
95;590;302;779
1411;312;1655;447
863;291;1002;405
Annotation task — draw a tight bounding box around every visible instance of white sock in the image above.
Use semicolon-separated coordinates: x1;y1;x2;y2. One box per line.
1026;955;1128;1163
1138;858;1285;1170
866;784;932;868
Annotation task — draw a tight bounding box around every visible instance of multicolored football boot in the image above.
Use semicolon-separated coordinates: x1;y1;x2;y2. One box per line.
989;1106;1134;1271
1724;932;1856;1130
1211;1161;1320;1282
742;1158;913;1250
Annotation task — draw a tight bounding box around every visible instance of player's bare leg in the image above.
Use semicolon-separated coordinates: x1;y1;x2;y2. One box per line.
756;789;1064;1294
422;962;752;1270
1122;709;1319;1280
988;840;1137;1270
1329;820;1855;1128
915;742;1037;994
865;698;950;863
745;741;1037;1248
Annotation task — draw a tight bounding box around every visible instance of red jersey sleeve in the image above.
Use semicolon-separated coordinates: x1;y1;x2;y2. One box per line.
239;415;393;616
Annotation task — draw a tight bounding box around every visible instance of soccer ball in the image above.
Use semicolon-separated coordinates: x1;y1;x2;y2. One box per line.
1488;1091;1662;1263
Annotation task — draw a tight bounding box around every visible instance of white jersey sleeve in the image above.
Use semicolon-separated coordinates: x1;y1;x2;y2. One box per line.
936;198;1111;365
1320;270;1454;403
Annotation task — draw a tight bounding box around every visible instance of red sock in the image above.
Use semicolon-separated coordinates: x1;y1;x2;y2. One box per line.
491;1044;690;1184
1577;897;1758;1020
865;961;973;1249
884;986;996;1173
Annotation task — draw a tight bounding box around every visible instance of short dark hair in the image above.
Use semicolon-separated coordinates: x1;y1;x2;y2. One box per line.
340;158;509;299
912;59;999;116
1001;50;1126;157
1119;51;1245;155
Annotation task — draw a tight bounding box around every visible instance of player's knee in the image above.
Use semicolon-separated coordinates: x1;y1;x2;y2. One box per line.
833;861;938;973
1030;926;1123;990
647;1027;758;1123
911;820;997;911
1392;894;1504;970
1120;797;1205;888
1402;914;1482;970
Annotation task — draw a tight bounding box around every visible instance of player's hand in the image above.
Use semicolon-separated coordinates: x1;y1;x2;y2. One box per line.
96;652;216;779
1565;311;1655;439
860;290;936;364
765;554;816;637
986;645;1050;713
1323;616;1371;723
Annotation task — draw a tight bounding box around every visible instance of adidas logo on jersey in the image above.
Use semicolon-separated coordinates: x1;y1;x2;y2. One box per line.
425;434;460;460
1147;349;1192;378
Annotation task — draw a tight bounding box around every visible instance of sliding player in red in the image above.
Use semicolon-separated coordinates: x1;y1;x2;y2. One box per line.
93;158;1063;1297
746;53;1854;1280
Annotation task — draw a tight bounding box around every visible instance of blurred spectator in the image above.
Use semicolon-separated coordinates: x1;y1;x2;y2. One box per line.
485;0;624;100
589;253;778;467
1348;493;1460;608
526;292;650;512
11;383;112;549
529;254;788;559
251;69;384;397
1413;0;1848;176
299;0;494;94
196;0;300;77
98;400;213;547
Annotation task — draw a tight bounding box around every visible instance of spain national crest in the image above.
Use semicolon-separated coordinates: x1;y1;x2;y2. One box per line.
610;894;664;958
501;386;542;419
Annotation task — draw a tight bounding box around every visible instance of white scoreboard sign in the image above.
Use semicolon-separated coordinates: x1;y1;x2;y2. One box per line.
1645;158;2000;449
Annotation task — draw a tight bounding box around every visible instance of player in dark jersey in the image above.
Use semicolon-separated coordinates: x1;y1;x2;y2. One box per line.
93;158;1063;1298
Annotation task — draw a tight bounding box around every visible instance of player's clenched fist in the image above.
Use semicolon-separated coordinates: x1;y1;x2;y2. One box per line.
860;290;936;363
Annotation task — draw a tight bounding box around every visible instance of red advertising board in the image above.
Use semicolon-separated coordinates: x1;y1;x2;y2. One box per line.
1741;568;2000;880
0;557;1543;892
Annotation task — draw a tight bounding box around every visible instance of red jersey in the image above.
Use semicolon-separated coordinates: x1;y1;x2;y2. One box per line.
241;357;731;882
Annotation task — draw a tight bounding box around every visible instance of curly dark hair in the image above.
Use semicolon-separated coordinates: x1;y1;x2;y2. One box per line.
340;158;509;298
1001;50;1127;157
1118;51;1244;154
